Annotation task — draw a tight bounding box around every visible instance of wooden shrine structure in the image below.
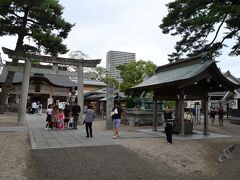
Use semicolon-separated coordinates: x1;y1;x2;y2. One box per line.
132;55;240;135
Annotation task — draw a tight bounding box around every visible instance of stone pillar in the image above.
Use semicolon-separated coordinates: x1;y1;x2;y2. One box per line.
49;86;53;98
153;96;157;131
180;90;185;135
203;96;209;135
18;60;31;125
106;82;114;129
52;63;58;71
77;64;84;124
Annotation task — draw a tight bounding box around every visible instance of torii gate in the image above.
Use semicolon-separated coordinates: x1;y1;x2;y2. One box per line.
2;47;101;125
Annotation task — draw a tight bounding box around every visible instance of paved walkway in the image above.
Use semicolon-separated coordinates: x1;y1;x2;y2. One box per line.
27;114;161;149
26;114;232;150
27;114;116;149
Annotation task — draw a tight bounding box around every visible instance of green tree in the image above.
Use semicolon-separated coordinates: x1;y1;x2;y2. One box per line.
117;60;156;94
95;66;118;88
0;0;74;113
160;0;240;62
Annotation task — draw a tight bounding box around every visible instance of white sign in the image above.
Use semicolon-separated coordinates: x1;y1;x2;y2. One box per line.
232;100;238;109
47;98;53;106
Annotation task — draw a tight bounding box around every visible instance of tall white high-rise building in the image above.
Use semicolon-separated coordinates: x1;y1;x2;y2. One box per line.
106;50;136;82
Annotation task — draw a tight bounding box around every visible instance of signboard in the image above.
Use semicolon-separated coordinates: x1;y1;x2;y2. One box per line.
47;98;53;106
232;100;238;109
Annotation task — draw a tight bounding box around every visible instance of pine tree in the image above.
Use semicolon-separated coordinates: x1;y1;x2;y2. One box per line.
160;0;240;62
0;0;74;113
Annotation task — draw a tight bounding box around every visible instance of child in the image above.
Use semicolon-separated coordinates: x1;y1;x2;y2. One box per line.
38;103;42;115
69;117;73;130
57;109;64;129
45;104;53;130
51;106;59;129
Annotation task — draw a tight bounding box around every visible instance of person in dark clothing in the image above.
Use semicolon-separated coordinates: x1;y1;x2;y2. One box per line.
164;105;173;144
63;104;71;129
218;106;224;127
209;107;216;126
84;104;94;137
71;101;81;130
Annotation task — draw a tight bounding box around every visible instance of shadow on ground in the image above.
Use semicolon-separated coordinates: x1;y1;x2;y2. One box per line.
26;145;179;180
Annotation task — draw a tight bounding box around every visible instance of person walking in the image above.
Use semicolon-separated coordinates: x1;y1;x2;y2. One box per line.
71;101;81;130
112;102;123;139
84;104;94;137
45;104;53;130
209;107;216;125
164;105;173;144
218;106;224;127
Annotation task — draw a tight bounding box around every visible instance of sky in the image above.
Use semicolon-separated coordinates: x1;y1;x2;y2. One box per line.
0;0;240;77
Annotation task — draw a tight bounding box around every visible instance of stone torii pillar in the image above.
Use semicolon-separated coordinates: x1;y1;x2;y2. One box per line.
77;64;84;124
2;47;101;125
18;60;31;125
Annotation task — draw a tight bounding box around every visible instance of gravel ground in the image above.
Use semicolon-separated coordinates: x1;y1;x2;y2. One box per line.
116;138;240;179
1;113;240;179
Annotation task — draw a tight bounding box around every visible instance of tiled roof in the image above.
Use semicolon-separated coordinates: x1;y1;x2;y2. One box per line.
0;68;104;87
132;56;240;92
71;79;106;86
133;59;212;89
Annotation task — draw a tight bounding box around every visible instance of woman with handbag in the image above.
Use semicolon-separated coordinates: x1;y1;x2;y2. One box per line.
112;102;123;139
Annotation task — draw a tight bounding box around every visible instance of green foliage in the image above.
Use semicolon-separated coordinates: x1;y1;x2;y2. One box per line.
116;60;156;94
126;98;135;108
160;0;240;62
95;66;118;88
0;0;74;55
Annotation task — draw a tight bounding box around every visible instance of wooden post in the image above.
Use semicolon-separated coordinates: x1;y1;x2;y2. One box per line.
153;96;157;131
180;90;185;135
227;103;229;118
18;60;31;125
203;96;209;135
175;100;180;120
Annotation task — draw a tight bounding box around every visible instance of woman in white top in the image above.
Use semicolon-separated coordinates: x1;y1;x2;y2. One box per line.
45;104;53;130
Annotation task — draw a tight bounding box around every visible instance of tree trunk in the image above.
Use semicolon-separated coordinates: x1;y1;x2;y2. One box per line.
0;9;28;114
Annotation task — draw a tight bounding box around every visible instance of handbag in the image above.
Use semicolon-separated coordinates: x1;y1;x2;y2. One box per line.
111;108;118;119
